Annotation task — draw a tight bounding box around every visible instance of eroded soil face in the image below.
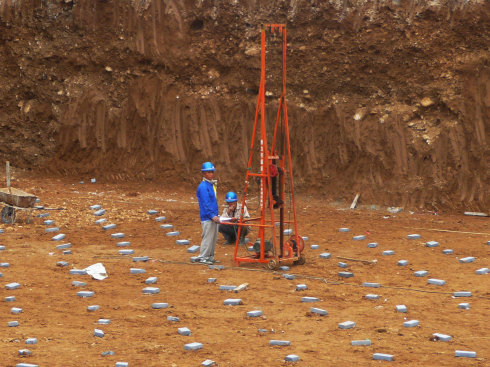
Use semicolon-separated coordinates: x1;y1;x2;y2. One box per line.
0;0;489;211
0;177;488;366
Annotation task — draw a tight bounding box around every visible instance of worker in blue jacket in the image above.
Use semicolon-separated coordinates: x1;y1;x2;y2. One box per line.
196;161;220;265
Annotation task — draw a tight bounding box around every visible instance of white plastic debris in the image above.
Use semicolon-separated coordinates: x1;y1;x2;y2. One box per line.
84;263;108;280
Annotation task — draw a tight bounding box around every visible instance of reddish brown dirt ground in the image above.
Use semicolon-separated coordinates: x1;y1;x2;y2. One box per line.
0;176;488;366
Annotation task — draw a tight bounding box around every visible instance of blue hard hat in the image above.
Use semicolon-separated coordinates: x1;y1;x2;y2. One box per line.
225;191;238;203
201;162;215;172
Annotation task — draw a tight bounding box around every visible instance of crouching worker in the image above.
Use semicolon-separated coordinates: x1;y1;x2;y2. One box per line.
219;191;250;245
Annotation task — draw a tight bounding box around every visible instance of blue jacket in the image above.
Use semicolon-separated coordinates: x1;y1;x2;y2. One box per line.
197;179;218;221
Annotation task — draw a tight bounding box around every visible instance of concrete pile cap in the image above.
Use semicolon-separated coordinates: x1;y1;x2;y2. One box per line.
178;327;191;336
338;271;354;278
319;252;331;259
283;274;295;280
382;250;395;255
339;228;350;232
72;281;86;287
119;249;134;255
224;298;242;305
155;216;166;222
77;291;94;297
338;321;356;329
69;269;87;275
246;310;263;317
111;233;125;238
102;224;116;230
160;224;174;229
455;350;476;358
145;277;157;284
56;243;72;249
425;241;439;247
90;204;101;210
442;249;454;254
184;342;203;350
453;291;471;297
270;340;291;346
368;242;378;248
353;235;366;240
16;364;38;367
310;244;320;249
407;234;421;239
373;353;394;361
475;268;489;275
365;294;379;300
398;260;409;266
187;245;200;253
285;355;300;362
428;278;445;286
94;209;106;216
132;256;149;262
52;233;66;241
363;282;380;288
25;338;37;344
94;329;105;337
147;209;158;215
459;256;475;263
151;302;169;309
142;287;160;294
338;262;348;268
414;270;428;277
166;231;180;236
432;333;451;342
202;360;216;366
18;349;31;355
403;320;419;327
167;316;179;322
117;241;130;247
458;303;470;309
177;239;190;245
115;363;129;367
351;340;371;346
45;227;60;232
296;284;307;291
130;268;146;274
98;319;111;324
5;282;21;290
219;285;237;291
395;305;407;313
11;307;23;314
301;296;320;302
310;307;328;316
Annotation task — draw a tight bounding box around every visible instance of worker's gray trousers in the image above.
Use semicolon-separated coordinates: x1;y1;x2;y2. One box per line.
199;220;218;261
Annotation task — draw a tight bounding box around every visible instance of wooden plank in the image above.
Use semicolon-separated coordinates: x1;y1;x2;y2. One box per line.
6;161;11;194
350;193;360;209
233;283;249;293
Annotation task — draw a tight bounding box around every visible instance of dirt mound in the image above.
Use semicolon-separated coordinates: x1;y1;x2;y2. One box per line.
0;0;488;211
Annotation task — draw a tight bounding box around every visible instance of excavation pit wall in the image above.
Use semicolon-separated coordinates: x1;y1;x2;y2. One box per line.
0;0;488;211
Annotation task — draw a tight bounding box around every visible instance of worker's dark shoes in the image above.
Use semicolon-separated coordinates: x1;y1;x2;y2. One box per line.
224;240;233;245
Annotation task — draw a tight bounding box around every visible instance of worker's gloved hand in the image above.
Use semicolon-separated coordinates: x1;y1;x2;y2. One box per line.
231;217;238;223
212;216;220;223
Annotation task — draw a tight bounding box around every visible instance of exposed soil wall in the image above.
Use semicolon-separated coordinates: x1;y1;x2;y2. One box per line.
0;0;488;211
